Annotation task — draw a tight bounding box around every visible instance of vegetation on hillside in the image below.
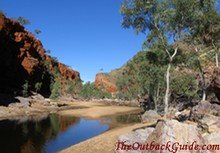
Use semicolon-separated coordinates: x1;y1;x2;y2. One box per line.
79;82;112;100
119;0;220;114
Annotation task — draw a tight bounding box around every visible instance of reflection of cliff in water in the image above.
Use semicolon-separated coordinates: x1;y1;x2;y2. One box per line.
0;114;79;153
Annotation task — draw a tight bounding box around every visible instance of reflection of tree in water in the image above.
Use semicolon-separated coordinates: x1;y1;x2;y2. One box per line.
112;113;141;124
0;114;79;153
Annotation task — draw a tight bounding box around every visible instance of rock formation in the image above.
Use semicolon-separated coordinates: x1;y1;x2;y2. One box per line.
0;13;80;100
95;73;117;94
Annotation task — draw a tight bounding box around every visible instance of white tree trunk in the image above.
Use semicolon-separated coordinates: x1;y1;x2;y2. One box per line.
202;89;206;101
216;52;219;67
164;47;178;116
154;85;160;111
164;63;171;115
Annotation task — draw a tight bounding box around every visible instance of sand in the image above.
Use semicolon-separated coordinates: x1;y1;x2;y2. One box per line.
58;101;141;119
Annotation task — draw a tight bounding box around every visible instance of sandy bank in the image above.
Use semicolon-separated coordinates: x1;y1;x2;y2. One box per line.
58;101;141;119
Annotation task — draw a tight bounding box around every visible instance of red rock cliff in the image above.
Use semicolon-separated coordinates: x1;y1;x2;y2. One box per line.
0;13;80;96
95;73;117;94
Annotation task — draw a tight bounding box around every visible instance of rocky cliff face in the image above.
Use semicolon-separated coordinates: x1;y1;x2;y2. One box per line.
95;73;117;94
0;14;80;97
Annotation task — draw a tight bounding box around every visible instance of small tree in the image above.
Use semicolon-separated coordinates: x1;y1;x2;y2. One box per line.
34;29;42;35
35;82;42;93
22;80;29;97
50;79;61;100
66;78;82;96
17;16;30;26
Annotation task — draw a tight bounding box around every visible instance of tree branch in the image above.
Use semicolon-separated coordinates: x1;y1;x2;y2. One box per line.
171;47;178;60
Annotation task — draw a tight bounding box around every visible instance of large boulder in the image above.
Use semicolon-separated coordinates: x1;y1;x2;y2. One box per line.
8;96;30;108
116;128;155;153
190;101;220;121
198;114;220;133
116;120;207;153
144;120;205;153
141;110;161;123
204;132;220;153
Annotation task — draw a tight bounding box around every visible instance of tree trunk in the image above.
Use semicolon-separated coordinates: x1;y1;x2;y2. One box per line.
154;85;160;112
164;63;171;115
202;89;206;101
216;51;219;67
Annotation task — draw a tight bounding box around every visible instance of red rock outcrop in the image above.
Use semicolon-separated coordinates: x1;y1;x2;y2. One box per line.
0;13;80;96
95;73;117;94
58;63;79;80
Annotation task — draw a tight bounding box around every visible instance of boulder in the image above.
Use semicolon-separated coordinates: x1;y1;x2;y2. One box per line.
204;132;220;153
8;96;30;108
144;120;205;153
190;101;220;121
116;128;155;153
116;120;207;153
141;110;161;123
31;93;45;101
199;115;220;133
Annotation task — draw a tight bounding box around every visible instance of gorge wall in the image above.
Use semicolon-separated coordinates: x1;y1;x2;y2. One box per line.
95;73;117;94
0;13;80;97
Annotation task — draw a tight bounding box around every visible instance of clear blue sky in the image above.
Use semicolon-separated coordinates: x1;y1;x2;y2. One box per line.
0;0;146;82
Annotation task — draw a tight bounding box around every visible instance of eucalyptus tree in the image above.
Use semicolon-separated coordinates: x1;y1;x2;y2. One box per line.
121;0;198;114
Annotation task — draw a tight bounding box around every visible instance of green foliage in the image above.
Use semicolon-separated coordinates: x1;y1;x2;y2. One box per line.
65;78;82;96
35;82;42;93
42;60;51;69
22;80;29;97
16;16;30;26
50;79;61;100
171;73;198;98
79;82;112;99
53;66;60;77
52;57;59;64
120;0;219;111
34;29;42;35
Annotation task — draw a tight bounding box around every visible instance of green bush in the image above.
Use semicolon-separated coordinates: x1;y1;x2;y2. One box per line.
79;82;111;99
35;82;42;93
22;80;29;97
50;80;61;100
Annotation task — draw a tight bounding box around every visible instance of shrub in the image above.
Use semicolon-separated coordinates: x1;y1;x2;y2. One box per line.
22;80;29;97
50;80;61;100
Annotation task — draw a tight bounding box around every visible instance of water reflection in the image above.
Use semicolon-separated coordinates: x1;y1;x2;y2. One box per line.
0;114;109;153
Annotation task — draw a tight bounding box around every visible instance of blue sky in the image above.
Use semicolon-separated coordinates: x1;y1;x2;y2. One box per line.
0;0;146;82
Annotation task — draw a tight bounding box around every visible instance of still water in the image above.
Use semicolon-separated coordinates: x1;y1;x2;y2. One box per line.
0;113;140;153
0;114;109;153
